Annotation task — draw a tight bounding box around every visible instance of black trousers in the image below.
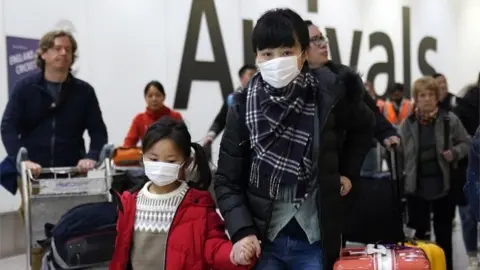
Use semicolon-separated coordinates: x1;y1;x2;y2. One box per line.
407;192;456;270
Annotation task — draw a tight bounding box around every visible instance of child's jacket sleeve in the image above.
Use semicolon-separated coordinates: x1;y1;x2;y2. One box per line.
204;207;252;270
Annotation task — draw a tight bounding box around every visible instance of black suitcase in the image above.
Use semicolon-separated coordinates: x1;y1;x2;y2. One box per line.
343;144;405;244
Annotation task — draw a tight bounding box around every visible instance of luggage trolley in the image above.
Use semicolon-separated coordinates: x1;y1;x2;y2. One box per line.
17;146;114;270
106;146;145;192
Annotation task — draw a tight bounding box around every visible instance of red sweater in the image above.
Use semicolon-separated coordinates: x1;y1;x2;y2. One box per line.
123;106;182;147
109;187;250;270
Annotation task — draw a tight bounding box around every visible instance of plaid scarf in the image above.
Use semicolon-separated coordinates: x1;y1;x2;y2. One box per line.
246;72;317;203
415;107;438;125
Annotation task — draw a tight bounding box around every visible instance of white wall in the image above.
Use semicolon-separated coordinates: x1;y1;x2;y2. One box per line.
1;0;480;212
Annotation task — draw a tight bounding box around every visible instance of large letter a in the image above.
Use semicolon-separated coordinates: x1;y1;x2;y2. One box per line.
174;0;233;109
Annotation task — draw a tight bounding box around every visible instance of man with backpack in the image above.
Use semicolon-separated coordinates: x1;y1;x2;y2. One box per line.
0;30;108;270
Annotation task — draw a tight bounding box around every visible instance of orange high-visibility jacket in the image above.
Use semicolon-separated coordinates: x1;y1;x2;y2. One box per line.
383;99;412;126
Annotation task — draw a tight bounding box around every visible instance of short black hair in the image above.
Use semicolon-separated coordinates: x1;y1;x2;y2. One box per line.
432;73;444;78
252;8;309;53
144;80;165;96
389;83;405;93
304;20;314;27
238;64;257;78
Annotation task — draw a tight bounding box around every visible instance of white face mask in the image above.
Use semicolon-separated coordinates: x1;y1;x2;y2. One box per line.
143;160;182;187
257;55;302;88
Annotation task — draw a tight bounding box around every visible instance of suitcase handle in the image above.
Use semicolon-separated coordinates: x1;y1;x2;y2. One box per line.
387;143;408;244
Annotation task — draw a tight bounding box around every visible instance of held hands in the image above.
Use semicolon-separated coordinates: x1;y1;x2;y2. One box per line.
230;235;261;266
340;176;352;196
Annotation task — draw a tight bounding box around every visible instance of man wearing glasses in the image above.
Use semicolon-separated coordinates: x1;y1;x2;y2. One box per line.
305;20;399;154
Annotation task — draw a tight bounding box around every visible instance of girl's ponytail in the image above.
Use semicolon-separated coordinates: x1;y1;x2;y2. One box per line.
187;142;212;190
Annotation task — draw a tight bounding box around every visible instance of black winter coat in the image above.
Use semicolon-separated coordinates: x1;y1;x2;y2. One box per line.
214;65;374;269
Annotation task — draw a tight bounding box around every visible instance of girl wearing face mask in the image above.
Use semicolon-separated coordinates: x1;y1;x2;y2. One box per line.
110;117;253;270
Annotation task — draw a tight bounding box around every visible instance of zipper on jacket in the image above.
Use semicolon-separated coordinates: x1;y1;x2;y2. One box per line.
32;84;57;167
50;116;56;167
163;188;189;269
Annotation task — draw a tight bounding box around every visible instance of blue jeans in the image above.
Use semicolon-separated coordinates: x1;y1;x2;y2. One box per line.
459;205;479;256
254;236;323;270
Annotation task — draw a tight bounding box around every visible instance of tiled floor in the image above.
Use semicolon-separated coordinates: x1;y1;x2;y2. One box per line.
0;212;475;269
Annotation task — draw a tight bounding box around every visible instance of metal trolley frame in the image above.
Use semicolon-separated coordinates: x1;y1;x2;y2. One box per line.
17;145;115;270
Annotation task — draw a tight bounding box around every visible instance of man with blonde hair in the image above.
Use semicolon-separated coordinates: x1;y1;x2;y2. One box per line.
0;30;108;269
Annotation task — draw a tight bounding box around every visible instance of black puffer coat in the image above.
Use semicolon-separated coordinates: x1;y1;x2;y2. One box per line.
214;65;374;268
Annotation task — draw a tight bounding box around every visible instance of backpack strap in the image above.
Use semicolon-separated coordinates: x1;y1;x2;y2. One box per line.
443;112;451;150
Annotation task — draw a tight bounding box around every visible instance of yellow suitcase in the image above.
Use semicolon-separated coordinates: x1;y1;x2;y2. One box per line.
405;240;446;270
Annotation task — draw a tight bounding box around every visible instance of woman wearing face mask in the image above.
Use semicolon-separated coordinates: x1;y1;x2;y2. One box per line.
215;8;374;270
110;117;254;270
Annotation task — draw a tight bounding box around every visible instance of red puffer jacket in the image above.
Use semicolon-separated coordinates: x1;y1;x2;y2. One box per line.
109;186;250;270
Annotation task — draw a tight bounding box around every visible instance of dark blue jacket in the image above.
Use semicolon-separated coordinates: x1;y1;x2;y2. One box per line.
1;72;108;167
465;126;480;222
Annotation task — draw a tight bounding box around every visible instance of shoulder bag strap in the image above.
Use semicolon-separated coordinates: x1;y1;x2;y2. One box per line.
443;113;451;151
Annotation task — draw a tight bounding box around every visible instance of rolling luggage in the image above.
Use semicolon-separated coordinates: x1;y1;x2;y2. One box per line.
343;144;404;244
334;244;430;269
337;144;446;269
405;240;446;270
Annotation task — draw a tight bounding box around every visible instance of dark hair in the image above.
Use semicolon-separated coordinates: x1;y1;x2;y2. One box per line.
304;20;314;27
389;82;405;93
142;117;211;190
252;8;309;53
144;80;165;96
432;73;444;79
238;64;257;78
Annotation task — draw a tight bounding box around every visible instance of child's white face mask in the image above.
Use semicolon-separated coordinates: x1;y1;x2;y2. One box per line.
143;160;182;186
257;54;302;88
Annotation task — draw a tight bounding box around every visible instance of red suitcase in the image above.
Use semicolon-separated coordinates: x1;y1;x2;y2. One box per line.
334;244;430;269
